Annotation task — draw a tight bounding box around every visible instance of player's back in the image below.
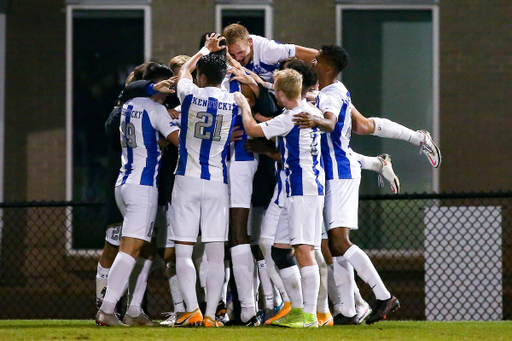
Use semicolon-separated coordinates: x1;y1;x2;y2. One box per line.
177;79;238;183
116;97;173;187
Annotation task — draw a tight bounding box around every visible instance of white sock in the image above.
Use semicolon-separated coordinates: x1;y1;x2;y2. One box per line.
279;265;303;309
354;283;365;306
101;252;136;314
257;260;274;309
204;242;225;320
333;255;356;317
198;250;208;298
230;244;256;322
221;259;230;303
327;263;342;316
168;273;185;313
353;151;383;173
96;263;110;302
127;258;152;317
300;265;320;315
315;250;329;314
175;244;199;312
259;239;290;303
371;117;424;146
344;245;391;301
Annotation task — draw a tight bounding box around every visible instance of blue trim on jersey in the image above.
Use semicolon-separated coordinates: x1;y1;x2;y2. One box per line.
140;110;158;186
229;76;254;161
274;166;283;206
121;105;134;185
284;126;303;196
332;102;352;179
311;128;324;195
176;94;193;176
221;105;239;184
259;61;281;73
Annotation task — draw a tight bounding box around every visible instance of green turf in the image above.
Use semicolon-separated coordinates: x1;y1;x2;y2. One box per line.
0;320;511;341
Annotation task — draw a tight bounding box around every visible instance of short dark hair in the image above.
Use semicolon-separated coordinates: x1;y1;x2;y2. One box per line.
286;59;318;95
199;32;227;58
320;45;350;73
142;62;173;83
196;54;227;85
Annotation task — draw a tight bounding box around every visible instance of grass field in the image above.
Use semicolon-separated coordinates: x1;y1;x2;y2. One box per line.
0;320;511;341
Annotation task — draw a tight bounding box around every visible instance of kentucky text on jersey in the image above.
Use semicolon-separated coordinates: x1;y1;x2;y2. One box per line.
191;97;234;111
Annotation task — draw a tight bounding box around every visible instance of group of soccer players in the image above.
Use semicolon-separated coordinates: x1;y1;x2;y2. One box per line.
95;23;441;328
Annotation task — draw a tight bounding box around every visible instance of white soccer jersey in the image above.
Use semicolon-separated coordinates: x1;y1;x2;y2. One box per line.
246;35;296;83
260;101;324;197
116;97;179;187
317;81;361;180
176;78;239;184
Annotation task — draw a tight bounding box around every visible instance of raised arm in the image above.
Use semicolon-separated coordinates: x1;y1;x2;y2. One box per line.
179;33;226;81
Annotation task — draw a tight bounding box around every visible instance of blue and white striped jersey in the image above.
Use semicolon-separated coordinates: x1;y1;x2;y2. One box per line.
116;97;179;187
176;78;239;184
317;81;361;180
246;35;296;83
260;102;325;197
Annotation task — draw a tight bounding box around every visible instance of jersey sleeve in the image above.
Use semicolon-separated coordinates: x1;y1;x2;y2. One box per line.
256;36;296;65
177;78;197;103
153;105;179;138
259;113;293;140
317;91;343;119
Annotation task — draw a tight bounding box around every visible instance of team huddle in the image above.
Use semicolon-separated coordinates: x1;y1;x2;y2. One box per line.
95;24;442;328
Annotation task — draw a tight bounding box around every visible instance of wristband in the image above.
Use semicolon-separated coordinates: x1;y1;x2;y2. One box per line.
265;82;273;90
199;47;210;56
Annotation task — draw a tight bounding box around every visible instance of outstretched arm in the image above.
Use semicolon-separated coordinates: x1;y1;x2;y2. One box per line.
293;111;336;132
179;33;226;82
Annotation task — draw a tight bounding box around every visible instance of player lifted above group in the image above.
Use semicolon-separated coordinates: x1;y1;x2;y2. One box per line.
95;23;441;328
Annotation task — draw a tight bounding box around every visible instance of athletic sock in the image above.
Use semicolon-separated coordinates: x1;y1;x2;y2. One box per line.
204;242;225;320
354;283;365;306
175;244;199;312
300;265;320;315
168;273;185;313
327;263;342;315
257;260;275;309
259;239;290;303
353;152;383;173
126;257;152;317
230;244;256;322
333;255;356;317
371;117;424;146
279;265;303;309
101;252;136;314
96;263;110;303
315;250;330;314
344;245;391;301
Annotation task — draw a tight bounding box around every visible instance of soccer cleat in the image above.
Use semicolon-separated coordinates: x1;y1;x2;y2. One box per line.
96;287;107;310
366;295;400;325
333;313;359;325
95;309;128;326
174;308;203;327
203;316;223;327
215;301;230;325
258;308;275;324
377;154;401;194
265;301;292;325
272;308;318;328
418;130;442;168
317;311;334;326
355;300;372;324
123;311;157;326
160;312;182;326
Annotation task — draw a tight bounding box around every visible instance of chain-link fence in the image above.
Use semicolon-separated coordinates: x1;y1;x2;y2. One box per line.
0;192;510;320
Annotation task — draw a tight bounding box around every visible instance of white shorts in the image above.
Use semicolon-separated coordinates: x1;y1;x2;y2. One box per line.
169;176;229;243
274;195;324;248
259;171;286;242
228;159;259;208
155;204;174;249
115;184;158;242
324;178;360;231
105;223;122;247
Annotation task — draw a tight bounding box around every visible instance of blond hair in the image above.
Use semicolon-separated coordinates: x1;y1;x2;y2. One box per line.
168;55;190;71
273;69;303;100
222;23;250;46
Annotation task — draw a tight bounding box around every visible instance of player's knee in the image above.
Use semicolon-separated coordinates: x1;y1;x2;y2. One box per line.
328;239;352;257
271;246;296;270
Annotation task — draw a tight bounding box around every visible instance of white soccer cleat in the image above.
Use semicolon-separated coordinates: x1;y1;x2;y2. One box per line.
95;309;128;326
418;130;442;168
377;154;401;194
123;311;157;326
355;300;372;325
160;312;182;326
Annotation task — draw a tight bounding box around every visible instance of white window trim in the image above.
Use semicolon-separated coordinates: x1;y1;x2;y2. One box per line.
215;4;273;39
65;4;151;255
336;4;440;193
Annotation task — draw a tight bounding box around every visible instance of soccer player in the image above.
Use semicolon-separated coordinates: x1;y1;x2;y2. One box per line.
237;68;324;328
167;33;238;328
222;24;318;83
95;63;179;326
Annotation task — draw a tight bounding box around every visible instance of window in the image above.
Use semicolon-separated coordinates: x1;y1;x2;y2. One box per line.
66;4;151;252
216;3;272;38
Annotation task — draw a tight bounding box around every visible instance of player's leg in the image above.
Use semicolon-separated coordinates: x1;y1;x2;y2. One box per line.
96;233;120;309
315;248;333;326
352;151;400;194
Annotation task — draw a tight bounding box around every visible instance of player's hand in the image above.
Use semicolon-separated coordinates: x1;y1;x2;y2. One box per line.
205;33;226;53
154;76;178;93
230;126;244;142
293;111;318;129
168;108;180;119
233;91;250;107
228;67;257;87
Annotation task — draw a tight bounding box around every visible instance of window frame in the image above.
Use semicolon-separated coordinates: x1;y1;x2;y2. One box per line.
215;3;273;39
65;3;151;255
336;3;440;192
